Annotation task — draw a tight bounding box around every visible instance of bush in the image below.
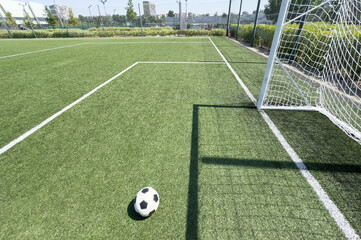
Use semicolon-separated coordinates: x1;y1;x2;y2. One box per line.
0;27;227;38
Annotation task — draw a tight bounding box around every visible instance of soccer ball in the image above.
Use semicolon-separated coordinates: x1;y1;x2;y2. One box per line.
134;187;160;217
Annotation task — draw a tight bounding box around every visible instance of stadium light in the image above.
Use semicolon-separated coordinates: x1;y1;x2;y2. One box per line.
88;5;93;17
100;0;107;16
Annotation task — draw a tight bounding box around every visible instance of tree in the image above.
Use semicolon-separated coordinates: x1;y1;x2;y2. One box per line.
222;13;227;18
264;0;282;24
45;7;58;29
125;0;137;22
5;12;17;28
68;8;79;26
167;10;175;17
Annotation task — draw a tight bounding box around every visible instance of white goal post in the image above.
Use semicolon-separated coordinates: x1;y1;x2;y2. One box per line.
257;0;361;144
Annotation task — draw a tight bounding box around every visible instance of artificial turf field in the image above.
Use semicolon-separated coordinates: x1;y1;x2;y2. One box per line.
0;36;360;239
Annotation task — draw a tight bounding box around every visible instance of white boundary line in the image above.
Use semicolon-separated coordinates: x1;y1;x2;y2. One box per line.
0;43;87;60
139;61;225;64
0;62;139;155
0;36;210;41
0;41;211;60
208;37;360;240
88;42;209;45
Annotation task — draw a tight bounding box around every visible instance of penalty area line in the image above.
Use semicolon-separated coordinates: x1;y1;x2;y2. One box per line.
208;37;360;240
0;62;139;155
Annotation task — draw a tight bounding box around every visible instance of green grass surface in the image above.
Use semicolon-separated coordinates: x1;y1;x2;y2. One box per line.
0;37;360;239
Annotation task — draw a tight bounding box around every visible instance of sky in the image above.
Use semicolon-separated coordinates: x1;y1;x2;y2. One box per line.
30;0;269;17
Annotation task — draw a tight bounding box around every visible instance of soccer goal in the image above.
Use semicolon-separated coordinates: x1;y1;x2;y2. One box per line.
257;0;361;143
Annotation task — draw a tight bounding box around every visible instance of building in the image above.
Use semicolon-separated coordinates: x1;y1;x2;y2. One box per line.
0;0;47;25
49;5;70;21
143;1;156;16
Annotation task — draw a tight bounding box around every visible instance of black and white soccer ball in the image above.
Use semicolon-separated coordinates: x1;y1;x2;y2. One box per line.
134;187;160;217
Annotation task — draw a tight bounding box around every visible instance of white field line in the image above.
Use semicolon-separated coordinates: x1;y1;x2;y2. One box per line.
0;62;139;155
0;43;87;60
138;61;225;64
0;41;211;60
0;36;210;41
88;42;209;45
208;37;360;240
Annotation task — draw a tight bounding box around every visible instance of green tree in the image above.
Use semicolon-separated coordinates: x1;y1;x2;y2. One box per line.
5;12;17;28
167;10;175;17
264;0;281;23
125;0;137;22
45;7;58;29
222;13;227;18
68;8;80;26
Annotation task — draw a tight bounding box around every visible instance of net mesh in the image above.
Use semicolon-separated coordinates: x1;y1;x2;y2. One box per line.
260;0;361;143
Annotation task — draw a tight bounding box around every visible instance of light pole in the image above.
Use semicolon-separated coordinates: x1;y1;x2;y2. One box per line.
100;0;107;16
185;0;188;26
176;0;182;34
226;0;232;36
88;5;93;17
19;3;37;38
236;0;243;40
53;0;64;27
251;0;261;47
0;7;12;38
97;4;106;37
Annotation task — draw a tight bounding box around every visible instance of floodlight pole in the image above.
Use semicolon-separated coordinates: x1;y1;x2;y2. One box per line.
20;3;37;38
289;0;311;63
88;5;92;27
236;0;243;40
27;2;42;28
225;0;232;36
176;0;182;35
251;0;261;47
88;5;93;17
185;0;188;26
0;6;13;38
100;0;107;16
97;4;106;37
138;4;144;36
53;0;64;28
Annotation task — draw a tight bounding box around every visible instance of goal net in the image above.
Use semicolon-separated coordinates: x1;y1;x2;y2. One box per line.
258;0;361;143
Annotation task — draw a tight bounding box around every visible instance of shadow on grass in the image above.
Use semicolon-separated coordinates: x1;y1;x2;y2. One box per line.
127;198;147;221
186;104;361;239
202;157;361;173
186;104;256;240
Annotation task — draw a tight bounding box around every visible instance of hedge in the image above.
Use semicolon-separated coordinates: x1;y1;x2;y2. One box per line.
230;23;361;76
